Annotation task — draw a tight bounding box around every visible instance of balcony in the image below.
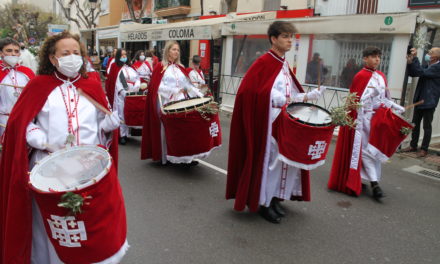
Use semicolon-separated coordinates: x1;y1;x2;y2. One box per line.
155;0;191;17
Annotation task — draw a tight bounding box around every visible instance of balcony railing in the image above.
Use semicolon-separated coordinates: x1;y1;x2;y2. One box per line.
154;0;190;17
155;0;190;10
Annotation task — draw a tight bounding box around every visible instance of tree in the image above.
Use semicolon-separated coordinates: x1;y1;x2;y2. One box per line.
125;0;148;23
56;0;102;30
0;3;66;44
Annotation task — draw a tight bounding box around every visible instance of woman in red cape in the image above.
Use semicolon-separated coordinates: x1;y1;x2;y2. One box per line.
141;41;203;164
0;32;121;264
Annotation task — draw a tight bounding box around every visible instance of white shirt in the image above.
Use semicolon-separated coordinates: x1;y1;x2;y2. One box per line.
135;61;152;81
158;63;203;105
189;69;205;89
26;78;112;165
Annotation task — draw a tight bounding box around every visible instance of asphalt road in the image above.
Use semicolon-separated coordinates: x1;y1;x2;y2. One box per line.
117;112;440;264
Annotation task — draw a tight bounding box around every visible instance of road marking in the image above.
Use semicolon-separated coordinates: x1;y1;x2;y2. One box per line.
196;159;227;175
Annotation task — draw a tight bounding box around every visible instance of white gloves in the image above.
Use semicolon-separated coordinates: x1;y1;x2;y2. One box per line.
100;111;121;132
390;102;405;114
119;90;127;97
271;89;287;107
26;122;49;151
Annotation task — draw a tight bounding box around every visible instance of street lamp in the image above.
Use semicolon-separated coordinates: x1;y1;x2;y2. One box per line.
89;0;98;56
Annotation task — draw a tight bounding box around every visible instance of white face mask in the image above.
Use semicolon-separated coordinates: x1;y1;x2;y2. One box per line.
56;54;83;78
3;56;20;67
139;55;146;61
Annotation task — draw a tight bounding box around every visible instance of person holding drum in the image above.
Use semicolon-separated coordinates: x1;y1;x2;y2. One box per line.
226;21;326;224
141;41;205;165
0;37;35;137
107;48;141;145
0;31;125;263
132;50;153;86
328;46;405;200
188;55;208;94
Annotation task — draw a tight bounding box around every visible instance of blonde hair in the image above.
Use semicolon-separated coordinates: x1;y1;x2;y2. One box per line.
162;41;182;67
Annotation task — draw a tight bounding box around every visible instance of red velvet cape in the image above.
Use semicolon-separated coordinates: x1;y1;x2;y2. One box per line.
328;68;387;196
0;74;118;264
140;62;191;161
225;51;311;212
0;64;35;83
105;63;122;108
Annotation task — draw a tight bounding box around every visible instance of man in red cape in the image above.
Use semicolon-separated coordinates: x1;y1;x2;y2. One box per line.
0;73;119;263
328;46;405;198
226;21;328;224
140;61;193;161
0;37;35;137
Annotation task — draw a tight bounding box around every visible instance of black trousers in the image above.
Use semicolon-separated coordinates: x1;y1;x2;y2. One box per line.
410;108;436;151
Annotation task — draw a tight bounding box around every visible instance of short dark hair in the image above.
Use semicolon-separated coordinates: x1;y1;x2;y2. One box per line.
0;37;20;51
192;55;201;64
267;21;296;44
362;46;382;57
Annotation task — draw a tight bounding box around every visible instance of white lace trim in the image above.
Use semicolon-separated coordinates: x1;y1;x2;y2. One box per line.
276;153;325;171
92;240;129;264
166;145;221;164
366;144;390;163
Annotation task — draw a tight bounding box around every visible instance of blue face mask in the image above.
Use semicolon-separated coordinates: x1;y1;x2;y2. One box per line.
120;57;127;63
424;54;431;62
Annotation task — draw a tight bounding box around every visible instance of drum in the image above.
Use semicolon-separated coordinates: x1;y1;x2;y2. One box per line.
29;146;127;264
367;106;414;162
124;92;146;126
161;97;221;163
272;102;335;170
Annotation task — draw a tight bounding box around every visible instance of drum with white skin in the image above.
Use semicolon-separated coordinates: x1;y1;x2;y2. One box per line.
29;145;128;264
272;102;335;170
160;97;222;163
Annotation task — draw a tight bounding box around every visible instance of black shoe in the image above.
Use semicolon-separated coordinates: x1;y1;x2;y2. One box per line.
270;199;286;217
371;185;384;199
187;160;199;166
259;206;281;224
119;137;127;145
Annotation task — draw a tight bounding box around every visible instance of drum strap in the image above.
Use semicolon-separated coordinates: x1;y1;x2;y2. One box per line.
119;71;129;90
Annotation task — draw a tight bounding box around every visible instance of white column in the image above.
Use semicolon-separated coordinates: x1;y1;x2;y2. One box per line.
222;36;233;76
387;34;411;99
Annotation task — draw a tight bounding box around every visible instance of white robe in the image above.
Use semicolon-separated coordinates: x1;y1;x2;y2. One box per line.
259;55;323;207
0;68;32;136
27;79;114;264
135;61;152;82
357;71;403;182
113;65;140;136
157;64;204;163
20;49;38;73
189;69;206;91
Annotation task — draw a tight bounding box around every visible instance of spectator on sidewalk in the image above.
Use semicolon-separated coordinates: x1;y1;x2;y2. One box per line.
404;47;440;157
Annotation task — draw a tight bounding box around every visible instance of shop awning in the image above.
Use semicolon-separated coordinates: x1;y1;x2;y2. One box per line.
119;11;276;42
221;12;419;35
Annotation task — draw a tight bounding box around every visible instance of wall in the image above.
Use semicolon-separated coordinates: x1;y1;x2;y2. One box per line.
98;0;125;27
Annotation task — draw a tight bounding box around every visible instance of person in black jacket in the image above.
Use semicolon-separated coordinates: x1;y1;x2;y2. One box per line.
404;47;440;157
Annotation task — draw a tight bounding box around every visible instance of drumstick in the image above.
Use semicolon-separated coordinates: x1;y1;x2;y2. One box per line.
0;83;25;89
0;123;5;128
77;89;125;124
405;100;424;110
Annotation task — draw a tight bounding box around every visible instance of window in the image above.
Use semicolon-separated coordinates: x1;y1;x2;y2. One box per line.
306;34;393;89
155;0;190;10
101;0;109;14
263;0;281;11
231;36;271;76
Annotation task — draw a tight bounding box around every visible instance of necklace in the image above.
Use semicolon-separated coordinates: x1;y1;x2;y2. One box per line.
54;72;81;145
